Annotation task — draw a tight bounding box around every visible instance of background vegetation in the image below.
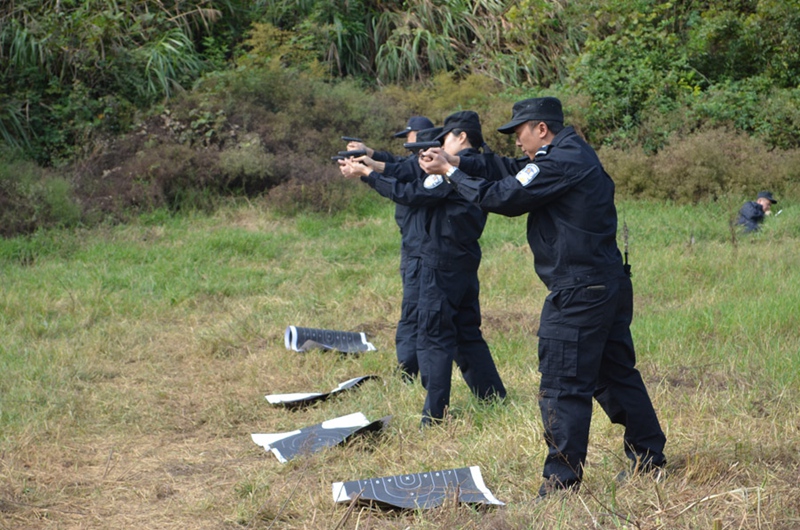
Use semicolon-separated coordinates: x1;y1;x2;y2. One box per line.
1;197;799;528
2;0;799;237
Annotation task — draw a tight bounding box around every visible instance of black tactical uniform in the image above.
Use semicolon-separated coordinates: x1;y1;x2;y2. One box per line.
736;191;777;233
374;151;424;378
445;98;666;495
736;201;765;232
363;122;506;425
362;117;434;378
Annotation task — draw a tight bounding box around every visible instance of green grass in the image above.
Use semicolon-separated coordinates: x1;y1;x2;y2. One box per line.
1;194;799;529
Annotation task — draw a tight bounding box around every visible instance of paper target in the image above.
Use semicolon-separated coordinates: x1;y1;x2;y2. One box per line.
265;375;380;409
332;466;504;509
284;326;376;354
252;412;390;463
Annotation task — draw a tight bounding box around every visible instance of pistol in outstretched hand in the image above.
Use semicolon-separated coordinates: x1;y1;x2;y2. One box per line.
403;141;441;154
337;149;367;158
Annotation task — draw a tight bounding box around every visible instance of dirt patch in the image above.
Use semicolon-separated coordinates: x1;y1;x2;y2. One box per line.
481;309;539;336
659;364;730;390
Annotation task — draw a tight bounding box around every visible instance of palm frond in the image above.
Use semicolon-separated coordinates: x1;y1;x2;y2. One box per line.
0;18;52;74
0;96;31;149
164;7;223;36
138;27;203;99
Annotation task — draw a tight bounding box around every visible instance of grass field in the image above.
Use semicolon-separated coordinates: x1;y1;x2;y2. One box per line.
1;191;799;529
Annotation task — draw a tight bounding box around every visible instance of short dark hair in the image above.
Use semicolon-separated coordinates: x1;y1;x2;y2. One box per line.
451;128;484;149
546;121;564;134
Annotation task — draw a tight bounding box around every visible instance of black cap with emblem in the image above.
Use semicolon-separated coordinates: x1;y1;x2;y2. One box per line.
497;97;564;134
393;116;435;138
434;110;482;142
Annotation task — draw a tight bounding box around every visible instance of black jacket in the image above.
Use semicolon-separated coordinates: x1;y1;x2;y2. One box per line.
363;148;489;271
448;127;624;290
360;153;425;260
736;201;765;232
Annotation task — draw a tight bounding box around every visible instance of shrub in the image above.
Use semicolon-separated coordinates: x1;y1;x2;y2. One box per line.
0;0;221;163
690;80;800;150
265;171;375;217
0;157;81;236
600;145;654;199
218;134;277;194
602;127;798;203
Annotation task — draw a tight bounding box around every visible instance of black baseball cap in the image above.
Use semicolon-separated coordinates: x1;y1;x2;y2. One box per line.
434;110;482;142
757;191;777;204
393;116;435;138
497;97;564;134
416;127;444;143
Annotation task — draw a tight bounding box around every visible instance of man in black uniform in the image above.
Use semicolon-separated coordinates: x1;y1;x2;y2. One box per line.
736;191;777;233
419;97;666;496
339;116;434;379
344;112;506;426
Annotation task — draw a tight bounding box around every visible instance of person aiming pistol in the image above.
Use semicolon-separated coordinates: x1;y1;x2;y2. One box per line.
420;97;667;498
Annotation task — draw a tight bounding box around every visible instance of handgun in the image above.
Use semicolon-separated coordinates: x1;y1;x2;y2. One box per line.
341;136;363;143
331;155;346;161
403;141;441;154
337;150;367;157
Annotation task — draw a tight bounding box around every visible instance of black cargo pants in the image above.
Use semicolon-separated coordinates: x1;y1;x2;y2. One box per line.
536;274;666;492
416;265;506;424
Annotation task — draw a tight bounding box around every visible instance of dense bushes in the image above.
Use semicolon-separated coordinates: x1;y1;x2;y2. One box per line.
567;0;800;151
0;151;81;237
0;0;256;163
3;1;800;237
59;62;418;227
601;128;800;203
6;1;800;162
6;62;797;237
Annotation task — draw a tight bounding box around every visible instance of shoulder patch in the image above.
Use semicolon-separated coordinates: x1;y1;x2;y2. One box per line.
515;164;540;187
423;174;445;189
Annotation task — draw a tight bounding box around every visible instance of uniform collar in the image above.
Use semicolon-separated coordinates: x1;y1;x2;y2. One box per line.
550;125;575;147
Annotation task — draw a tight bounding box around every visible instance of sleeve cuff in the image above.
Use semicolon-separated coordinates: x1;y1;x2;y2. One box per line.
360;172;379;186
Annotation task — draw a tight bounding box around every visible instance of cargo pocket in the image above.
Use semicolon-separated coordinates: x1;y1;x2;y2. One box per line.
419;299;443;338
537;323;579;377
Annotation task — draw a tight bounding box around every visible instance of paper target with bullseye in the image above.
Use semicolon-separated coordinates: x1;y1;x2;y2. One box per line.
332;466;504;509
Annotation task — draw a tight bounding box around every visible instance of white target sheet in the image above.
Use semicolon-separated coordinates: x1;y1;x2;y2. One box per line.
284;326;376;353
252;412;390;463
332;466;504;509
265;375;379;409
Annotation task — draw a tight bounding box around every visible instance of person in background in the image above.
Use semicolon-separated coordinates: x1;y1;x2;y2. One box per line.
419;97;666;498
345;115;434;164
344;112;506;426
338;116;434;380
736;191;778;233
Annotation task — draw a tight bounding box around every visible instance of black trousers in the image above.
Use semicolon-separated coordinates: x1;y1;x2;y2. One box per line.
395;256;421;377
537;275;666;490
416;265;506;423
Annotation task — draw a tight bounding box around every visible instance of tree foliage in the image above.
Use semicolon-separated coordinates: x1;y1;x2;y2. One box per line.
0;0;252;161
3;0;800;163
569;0;800;149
